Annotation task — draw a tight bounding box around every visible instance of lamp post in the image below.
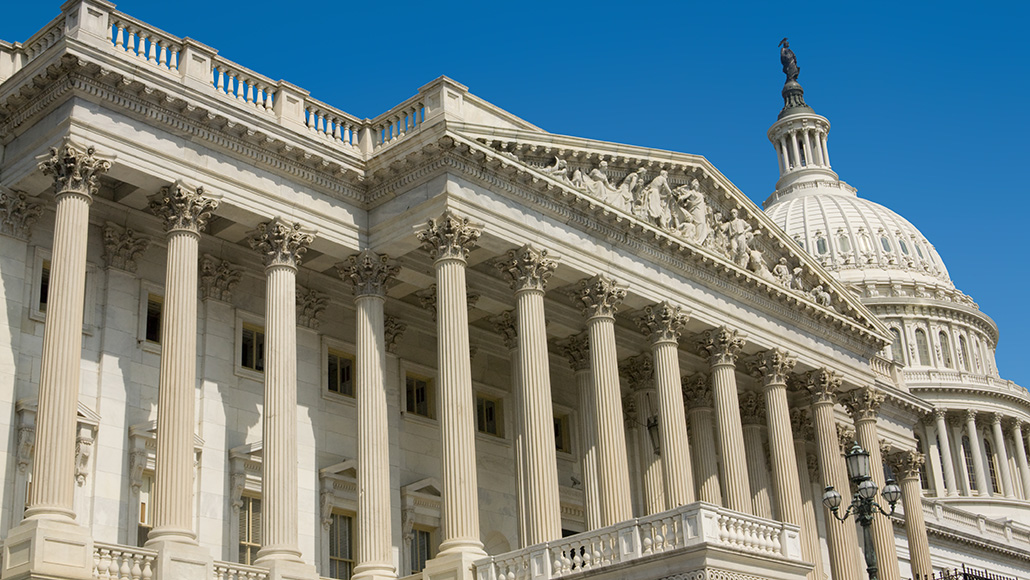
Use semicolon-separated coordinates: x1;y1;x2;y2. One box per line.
822;442;902;580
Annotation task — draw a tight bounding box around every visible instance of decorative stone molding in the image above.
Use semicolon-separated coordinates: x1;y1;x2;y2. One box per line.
622;393;638;424
789;407;813;440
496;244;557;292
129;448;148;492
101;222;149;272
619;353;653;391
75;428;94;486
889;449;926;481
489;310;518;350
16;423;34;473
570;274;626;319
296;285;328;329
415;210;481;262
199;254;242;302
37;139;111;197
635;301;689;344
804;368;842;404
738;391;766;425
552;332;590;371
414;284;478;321
681;373;713;408
836;424;856;451
147;182;218;233
0;189;43;239
696;326;746;366
841;386;885;421
339;250;398;297
319;460;358;531
384;315;407;354
748;348;796;386
806;452;820;480
247;218;314;268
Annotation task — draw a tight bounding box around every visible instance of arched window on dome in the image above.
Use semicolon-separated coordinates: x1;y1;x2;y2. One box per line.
984;438;1000;494
838;234;851;253
797;136;807;167
915;328;931;366
972;338;983;373
939;331;953;369
816;237;828;255
889;328;904;364
880;236;893;253
961;436;977;492
898;238;910;255
959;335;971;372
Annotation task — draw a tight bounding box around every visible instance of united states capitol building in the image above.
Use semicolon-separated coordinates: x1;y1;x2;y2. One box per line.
0;3;1027;580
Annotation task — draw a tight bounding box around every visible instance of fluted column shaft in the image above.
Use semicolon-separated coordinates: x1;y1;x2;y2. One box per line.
990;414;1014;498
892;452;933;578
1012;423;1030;499
632;385;665;515
637;303;694;508
148;184;217;544
417;212;485;556
28;143;109;521
683;373;721;506
342;251;399;579
742;420;772;518
845;388;900;580
934;410;958;496
807;371;861;580
754;350;803;530
493;313;526;546
792;427;824;580
699;327;750;514
965;411;989;495
557;334;600;530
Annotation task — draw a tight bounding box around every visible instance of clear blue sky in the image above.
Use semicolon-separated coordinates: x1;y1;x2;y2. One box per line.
3;1;1028;387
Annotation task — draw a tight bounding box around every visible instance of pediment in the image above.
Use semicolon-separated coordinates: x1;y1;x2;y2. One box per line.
320;459;357;481
128;420;205;448
402;477;442;498
17;397;100;426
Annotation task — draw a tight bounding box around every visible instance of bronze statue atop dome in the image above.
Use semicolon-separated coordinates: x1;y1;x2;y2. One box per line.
779;38;799;82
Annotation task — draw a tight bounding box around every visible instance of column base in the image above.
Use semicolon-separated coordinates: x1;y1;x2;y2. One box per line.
1;518;94;580
148;539;213;580
423;550;487;580
352;562;397;580
262;558;319;580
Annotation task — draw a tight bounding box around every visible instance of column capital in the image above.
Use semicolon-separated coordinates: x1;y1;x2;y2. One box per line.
147;182;219;234
681;373;712;408
415;210;481;262
789;407;814;440
619;353;653;391
247;219;314;269
552;332;590;371
489;310;518;351
384;315;407;354
635;302;689;345
889;449;926;481
339;250;398;297
989;412;1004;426
748;348;797;386
738;391;766;425
933;407;949;421
964;409;979;423
841;386;885;421
0;189;43;239
804;368;842;405
199;255;242;302
1011;418;1025;433
37;139;110;198
497;244;557;292
101;222;150;273
836;424;856;452
696;326;746;366
570;274;626;319
920;413;936;428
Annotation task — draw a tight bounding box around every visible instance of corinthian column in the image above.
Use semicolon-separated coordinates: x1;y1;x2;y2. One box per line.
1012;421;1030;499
682;373;721;505
341;251;399;580
989;413;1015;498
491;312;526;545
570;275;632;525
842;387;900;580
415;212;486;556
554;333;601;530
889;450;932;578
249;220;314;568
964;410;989;496
934;408;959;496
147;183;218;545
622;354;664;515
497;245;561;544
697;327;751;514
738;392;772;519
636;302;695;508
790;410;825;580
749;351;803;528
27;142;109;522
805;369;861;580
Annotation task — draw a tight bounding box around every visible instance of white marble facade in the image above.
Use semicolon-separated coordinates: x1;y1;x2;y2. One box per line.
0;3;1027;580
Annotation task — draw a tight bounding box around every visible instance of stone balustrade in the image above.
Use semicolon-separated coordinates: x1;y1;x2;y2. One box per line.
369;94;426;151
905;369;1028;404
304;96;363;149
92;543;156;579
109;12;182;74
915;498;1030;551
473;502;803;580
213;561;270;580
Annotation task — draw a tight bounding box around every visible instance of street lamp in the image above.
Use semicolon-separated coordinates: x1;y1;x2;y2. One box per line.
821;442;902;580
646;415;661;456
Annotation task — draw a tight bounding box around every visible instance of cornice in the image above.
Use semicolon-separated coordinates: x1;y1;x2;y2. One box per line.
866;300;999;346
894;516;1030;562
909;382;1030;416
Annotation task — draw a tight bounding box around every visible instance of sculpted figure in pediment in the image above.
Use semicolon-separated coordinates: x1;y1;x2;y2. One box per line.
773;258;793;287
670;178;710;244
618;168;648;215
743;232;775;282
720;208;753;267
541;156;572;184
641;170;673;227
576;161;630;211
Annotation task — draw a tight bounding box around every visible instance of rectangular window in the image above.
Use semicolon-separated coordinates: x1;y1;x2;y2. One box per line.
241;323;265;372
145;294;163;344
405;374;433;418
137;474;154;547
327;349;355;397
476;394;502;436
554;414;571;453
328;512;354;580
410;527;434;574
239;496;262;565
38;259;50;312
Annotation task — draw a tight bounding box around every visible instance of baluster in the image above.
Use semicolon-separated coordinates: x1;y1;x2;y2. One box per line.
158;41;167;67
98;548;113;579
215;66;225;93
131;554;143;580
332;118;342;141
117;551;131;580
125;28;137;55
141;557;153;580
233;73;243;100
170;47;179;71
245;80;254;104
137;33;149;60
147;36;157;63
306;108;315;131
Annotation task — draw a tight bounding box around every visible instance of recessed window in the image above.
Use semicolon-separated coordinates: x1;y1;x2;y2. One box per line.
476;394;503;437
241;323;265;372
939;332;953;369
915;243;925;259
816;237;828;255
961;436;976;492
145;294;163;344
959;336;971;372
889;328;904;364
880;237;892;253
327;349;355;397
406;374;434;418
984;438;1000;494
554;414;571;453
238;496;262;565
137;473;154;547
38;259;51;312
915;329;931;366
410;527;434;574
328;512;354;580
838;235;851;253
898;239;910;255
